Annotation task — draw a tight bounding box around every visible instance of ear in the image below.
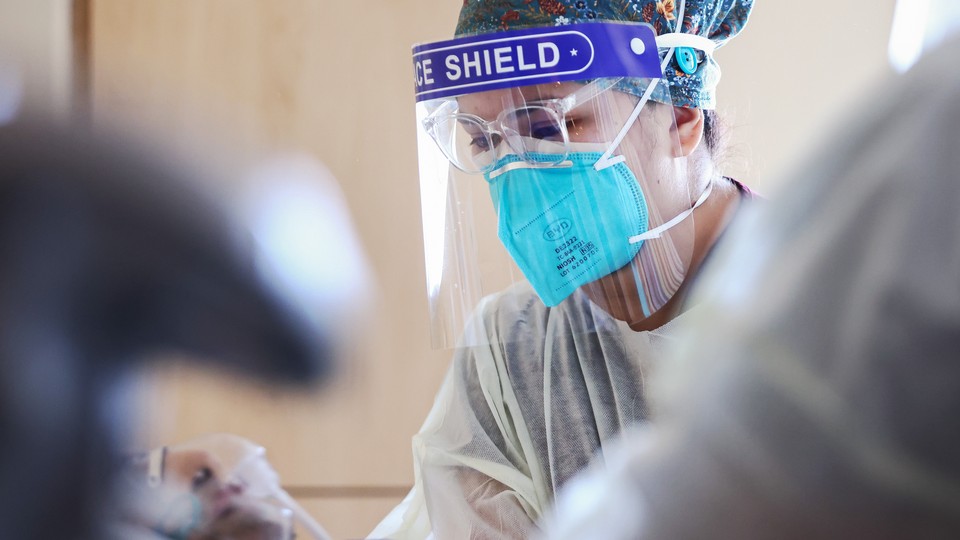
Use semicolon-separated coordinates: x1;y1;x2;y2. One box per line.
673;106;704;157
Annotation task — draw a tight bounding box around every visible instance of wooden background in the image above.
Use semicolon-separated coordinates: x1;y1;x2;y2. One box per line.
84;1;461;537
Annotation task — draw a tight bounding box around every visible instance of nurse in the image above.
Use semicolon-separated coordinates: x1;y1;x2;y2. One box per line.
374;0;754;538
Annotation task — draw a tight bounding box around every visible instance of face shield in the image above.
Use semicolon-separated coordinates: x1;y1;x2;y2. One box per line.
414;22;712;348
135;434;332;540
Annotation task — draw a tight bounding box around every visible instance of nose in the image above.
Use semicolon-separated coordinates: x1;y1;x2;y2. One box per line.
222;480;246;496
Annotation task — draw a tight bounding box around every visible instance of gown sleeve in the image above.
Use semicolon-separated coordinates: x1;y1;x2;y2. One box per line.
370;294;548;539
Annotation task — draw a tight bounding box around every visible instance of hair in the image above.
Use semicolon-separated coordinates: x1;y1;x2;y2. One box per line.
701;108;731;168
689;109;731;182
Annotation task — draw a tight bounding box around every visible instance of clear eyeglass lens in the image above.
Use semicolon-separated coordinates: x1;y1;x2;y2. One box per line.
502;106;564;142
501;105;567;165
426;104;569;174
426;114;490;173
451;116;497;173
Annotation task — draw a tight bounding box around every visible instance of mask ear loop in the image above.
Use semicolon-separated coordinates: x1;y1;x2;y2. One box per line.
594;0;688;172
628;180;713;243
598;0;703;318
591;0;717;243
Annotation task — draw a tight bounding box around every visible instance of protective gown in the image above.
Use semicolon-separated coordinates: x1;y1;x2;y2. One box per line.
370;282;693;539
541;36;960;540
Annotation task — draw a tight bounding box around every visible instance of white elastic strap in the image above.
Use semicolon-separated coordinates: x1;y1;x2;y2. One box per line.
147;446;166;488
655;33;717;55
675;0;687;39
488;159;573;180
628;180;713;244
595;0;686;171
594;76;660;171
273;488;334;540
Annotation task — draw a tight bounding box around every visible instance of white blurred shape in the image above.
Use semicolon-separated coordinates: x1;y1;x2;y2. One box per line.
0;0;74;120
242;155;373;347
889;0;960;72
0;62;23;125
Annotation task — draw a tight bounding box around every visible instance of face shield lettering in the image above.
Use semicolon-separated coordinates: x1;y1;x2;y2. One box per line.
413;23;660;102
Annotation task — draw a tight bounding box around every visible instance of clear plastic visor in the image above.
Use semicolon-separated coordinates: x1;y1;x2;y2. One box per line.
418;77;701;348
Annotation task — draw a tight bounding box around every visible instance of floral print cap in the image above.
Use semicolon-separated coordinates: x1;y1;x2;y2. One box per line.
454;0;753;109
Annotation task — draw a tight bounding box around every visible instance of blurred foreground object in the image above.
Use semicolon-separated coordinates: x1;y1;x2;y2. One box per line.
238;155;373;363
121;434;332;540
543;35;960;540
0;116;346;539
889;0;960;72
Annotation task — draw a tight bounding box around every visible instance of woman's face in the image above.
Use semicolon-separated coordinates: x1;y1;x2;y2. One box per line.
160;449;288;540
456;81;698;324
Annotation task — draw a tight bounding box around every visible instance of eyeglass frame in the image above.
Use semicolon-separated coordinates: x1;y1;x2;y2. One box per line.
421;77;623;175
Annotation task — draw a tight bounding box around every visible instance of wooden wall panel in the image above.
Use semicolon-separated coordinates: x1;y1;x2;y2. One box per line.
296;497;402;540
91;0;460;535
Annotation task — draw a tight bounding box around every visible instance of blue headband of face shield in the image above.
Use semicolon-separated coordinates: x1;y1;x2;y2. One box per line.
413;22;663;103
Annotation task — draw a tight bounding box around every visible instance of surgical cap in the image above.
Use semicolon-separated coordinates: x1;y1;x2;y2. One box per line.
454;0;754;109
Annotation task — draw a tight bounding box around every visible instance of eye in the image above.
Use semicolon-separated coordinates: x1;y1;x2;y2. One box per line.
506;103;570;140
530;122;563;140
191;467;213;491
470;135;490;151
469;133;501;154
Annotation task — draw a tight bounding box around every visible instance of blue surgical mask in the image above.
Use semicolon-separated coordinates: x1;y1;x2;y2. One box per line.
485;148;649;307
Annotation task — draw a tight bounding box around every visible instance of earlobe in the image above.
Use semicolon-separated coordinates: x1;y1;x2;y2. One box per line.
673;106;704;157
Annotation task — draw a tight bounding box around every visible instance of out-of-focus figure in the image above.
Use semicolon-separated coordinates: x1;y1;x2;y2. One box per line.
542;34;960;540
0;115;346;539
119;434;332;540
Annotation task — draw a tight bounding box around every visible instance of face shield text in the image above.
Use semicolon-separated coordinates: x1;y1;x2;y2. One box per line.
442;43;560;82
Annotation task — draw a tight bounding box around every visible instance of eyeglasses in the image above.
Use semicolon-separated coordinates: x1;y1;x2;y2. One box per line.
422;78;621;175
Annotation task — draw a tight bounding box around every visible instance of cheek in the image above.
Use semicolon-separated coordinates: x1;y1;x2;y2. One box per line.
620;115;674;180
635;106;678;153
620;119;692;217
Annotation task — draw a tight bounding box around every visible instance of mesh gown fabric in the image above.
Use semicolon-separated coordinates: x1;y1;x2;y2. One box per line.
370;283;691;539
541;36;960;540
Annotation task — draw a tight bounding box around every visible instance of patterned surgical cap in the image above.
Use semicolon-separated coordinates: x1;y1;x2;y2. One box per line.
455;0;754;109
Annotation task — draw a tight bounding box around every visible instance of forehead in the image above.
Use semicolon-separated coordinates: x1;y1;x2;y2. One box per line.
455;81;587;119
